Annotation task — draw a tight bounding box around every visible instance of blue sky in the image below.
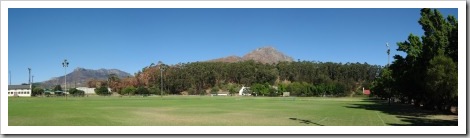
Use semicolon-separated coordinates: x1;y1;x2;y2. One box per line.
8;8;458;85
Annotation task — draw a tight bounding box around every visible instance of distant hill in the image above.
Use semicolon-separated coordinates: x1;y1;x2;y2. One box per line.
209;46;294;64
41;67;132;88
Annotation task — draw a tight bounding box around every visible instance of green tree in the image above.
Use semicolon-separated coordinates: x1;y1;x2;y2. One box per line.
187;87;197;95
95;86;110;96
135;87;150;96
228;85;238;96
53;85;62;91
121;86;136;96
425;54;457;111
373;68;394;105
368;8;459;111
32;87;44;97
268;87;278;97
68;88;85;97
211;86;219;96
250;83;268;96
148;86;160;95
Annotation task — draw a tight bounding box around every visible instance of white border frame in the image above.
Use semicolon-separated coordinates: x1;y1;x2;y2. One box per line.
1;1;466;134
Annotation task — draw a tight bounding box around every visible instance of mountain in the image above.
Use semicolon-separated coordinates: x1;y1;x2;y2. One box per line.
209;46;294;64
41;67;132;88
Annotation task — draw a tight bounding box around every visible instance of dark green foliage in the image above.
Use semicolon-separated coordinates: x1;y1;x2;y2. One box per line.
211;86;219;95
134;59;380;96
268;87;278;97
187;87;197;95
425;54;457;110
52;85;62;91
68;88;85;97
32;87;44;97
250;83;269;96
135;87;150;96
121;86;136;95
374;8;457;112
148;86;160;95
95;86;110;96
228;85;238;96
44;92;52;97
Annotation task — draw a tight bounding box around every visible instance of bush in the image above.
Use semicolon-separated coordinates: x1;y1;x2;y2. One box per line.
45;92;52;97
95;86;110;96
148;86;160;95
69;88;85;97
32;87;45;97
121;86;136;95
228;85;238;96
135;87;150;96
211;86;219;95
187;87;196;95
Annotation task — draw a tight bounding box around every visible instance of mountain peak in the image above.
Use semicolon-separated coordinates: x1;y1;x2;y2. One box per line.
207;46;293;64
242;46;293;64
255;46;276;51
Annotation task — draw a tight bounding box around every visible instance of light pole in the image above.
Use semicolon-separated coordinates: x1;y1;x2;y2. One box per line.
159;65;163;97
62;59;69;100
28;68;31;85
158;61;164;97
386;43;391;105
386;43;390;66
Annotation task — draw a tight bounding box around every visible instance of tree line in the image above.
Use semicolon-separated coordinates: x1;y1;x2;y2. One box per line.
87;60;382;97
372;8;458;112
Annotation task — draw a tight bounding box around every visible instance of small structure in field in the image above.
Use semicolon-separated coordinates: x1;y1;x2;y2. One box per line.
283;92;290;97
76;87;96;94
363;87;370;95
238;86;251;96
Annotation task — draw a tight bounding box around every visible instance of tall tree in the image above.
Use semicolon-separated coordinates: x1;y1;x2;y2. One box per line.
425;53;457;110
375;8;458;111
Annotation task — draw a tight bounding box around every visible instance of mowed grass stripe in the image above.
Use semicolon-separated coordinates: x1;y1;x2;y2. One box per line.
8;96;457;126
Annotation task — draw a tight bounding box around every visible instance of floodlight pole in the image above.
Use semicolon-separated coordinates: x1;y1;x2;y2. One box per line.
28;68;31;85
386;43;391;105
160;65;163;98
62;59;69;100
158;61;165;98
386;43;390;66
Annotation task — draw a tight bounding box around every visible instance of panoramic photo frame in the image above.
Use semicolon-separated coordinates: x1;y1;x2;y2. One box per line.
1;0;466;135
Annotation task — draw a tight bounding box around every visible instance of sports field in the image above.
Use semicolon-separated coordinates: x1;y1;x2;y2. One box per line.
8;96;457;126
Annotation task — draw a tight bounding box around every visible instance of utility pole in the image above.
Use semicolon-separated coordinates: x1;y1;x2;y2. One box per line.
160;66;163;97
28;68;31;85
386;43;391;105
158;61;164;98
386;43;390;66
9;71;11;85
62;59;69;100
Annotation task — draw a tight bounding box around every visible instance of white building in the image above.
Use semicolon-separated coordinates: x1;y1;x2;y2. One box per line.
239;86;251;96
8;85;32;97
76;87;112;95
76;87;96;94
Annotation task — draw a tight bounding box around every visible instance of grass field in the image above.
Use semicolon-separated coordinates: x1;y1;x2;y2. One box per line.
8;96;457;126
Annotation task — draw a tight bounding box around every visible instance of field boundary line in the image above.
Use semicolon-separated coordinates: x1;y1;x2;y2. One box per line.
317;117;328;123
375;111;386;126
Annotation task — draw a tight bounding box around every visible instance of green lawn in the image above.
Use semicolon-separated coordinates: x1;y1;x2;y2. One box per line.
8;96;457;126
